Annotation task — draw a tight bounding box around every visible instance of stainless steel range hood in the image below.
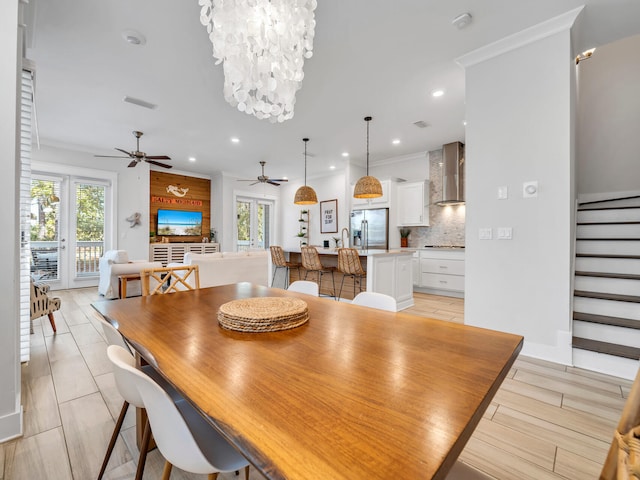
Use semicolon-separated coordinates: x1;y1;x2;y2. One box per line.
436;141;465;205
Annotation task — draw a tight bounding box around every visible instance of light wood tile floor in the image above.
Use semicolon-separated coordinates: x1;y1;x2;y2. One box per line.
1;289;629;479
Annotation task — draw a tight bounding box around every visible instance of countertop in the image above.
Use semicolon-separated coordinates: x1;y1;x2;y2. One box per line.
285;247;413;257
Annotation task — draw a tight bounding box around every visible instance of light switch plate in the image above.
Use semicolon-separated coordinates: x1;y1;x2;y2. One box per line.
497;186;508;200
497;227;513;239
479;228;492;240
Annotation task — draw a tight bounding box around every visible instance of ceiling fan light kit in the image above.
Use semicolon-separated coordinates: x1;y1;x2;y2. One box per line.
199;0;317;123
294;138;318;205
93;130;172;168
354;116;383;198
237;161;288;186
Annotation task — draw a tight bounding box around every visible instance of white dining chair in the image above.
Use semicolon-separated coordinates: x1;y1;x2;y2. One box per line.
287;280;319;296
106;345;250;480
98;322;181;480
351;292;397;312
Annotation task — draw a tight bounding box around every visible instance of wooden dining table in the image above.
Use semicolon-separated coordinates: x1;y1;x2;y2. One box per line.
92;282;523;480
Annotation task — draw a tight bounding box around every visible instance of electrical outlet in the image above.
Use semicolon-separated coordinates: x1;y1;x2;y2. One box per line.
497;227;513;239
523;181;538;198
497;186;508;200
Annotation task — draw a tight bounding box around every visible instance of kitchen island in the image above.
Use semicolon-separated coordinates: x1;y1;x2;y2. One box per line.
284;248;414;309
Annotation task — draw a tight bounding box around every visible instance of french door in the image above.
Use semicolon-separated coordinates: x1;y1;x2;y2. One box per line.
235;196;274;251
31;173;110;289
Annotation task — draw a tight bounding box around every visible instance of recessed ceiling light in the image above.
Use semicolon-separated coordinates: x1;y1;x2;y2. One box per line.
188;157;196;162
392;139;401;145
431;89;445;98
330;165;336;170
121;29;146;46
341;152;349;157
231;137;240;143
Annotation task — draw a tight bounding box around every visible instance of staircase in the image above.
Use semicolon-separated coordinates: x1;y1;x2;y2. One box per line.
572;195;640;375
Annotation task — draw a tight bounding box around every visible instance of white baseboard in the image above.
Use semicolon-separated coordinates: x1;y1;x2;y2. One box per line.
519;330;573;366
572;349;639;381
0;406;23;443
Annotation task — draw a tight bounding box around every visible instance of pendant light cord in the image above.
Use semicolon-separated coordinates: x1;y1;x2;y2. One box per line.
303;137;309;186
364;116;372;176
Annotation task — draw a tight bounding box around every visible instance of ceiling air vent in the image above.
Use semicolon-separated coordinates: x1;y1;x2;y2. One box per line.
123;96;157;110
413;120;430;129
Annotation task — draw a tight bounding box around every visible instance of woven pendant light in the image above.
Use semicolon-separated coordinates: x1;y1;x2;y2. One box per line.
294;138;318;205
354;116;383;198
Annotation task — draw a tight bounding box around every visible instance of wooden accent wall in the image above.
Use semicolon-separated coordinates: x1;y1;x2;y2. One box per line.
149;171;211;243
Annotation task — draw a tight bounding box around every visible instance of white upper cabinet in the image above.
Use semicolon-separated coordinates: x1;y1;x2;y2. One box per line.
397;181;429;226
351;179;390;209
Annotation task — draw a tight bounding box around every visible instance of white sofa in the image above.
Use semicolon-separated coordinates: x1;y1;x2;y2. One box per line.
98;250;162;299
183;250;268;288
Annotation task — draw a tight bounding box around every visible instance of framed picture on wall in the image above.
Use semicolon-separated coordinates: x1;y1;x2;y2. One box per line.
320;199;338;233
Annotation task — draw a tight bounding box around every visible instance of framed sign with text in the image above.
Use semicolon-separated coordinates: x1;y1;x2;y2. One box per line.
320;199;338;233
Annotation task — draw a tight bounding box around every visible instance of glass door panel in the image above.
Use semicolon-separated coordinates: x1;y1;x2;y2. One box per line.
236;197;274;251
72;182;105;280
30;178;61;281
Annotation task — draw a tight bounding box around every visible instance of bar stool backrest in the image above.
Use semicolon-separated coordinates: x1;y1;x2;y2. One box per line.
270;246;287;268
338;248;365;275
301;246;323;271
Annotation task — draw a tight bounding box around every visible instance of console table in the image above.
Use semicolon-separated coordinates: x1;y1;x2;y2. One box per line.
150;242;219;266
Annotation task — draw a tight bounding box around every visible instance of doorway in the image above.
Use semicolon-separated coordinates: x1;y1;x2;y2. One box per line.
235;195;274;251
30;173;111;289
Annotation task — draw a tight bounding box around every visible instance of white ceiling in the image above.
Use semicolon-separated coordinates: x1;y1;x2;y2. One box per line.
25;0;640;181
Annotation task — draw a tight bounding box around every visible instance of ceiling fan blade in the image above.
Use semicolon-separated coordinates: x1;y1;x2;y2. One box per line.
94;155;130;158
115;148;133;156
269;178;288;183
145;159;172;169
237;179;256;182
145;155;171;160
249;181;260;186
128;160;138;168
266;180;281;186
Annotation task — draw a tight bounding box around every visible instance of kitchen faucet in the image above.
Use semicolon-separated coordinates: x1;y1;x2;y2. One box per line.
341;227;350;248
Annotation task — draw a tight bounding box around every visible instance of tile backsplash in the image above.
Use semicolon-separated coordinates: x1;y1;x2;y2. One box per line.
407;148;465;247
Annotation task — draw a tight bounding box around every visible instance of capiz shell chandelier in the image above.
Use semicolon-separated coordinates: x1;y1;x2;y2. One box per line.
199;0;317;123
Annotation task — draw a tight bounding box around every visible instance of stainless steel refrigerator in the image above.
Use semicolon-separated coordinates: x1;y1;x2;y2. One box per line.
350;208;389;250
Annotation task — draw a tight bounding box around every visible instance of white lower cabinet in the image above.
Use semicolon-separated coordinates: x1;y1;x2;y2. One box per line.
415;249;465;298
150;242;219;266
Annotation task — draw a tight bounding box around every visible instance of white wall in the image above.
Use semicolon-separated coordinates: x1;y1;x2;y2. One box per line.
577;33;640;195
280;172;348;250
460;15;577;365
0;0;22;442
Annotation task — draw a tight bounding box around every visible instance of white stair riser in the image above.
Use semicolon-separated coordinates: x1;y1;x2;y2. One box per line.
576;240;640;256
576;257;640;275
574;297;640;321
574;276;640;296
577;207;640;223
572;348;639;380
573;320;640;348
577;224;640;238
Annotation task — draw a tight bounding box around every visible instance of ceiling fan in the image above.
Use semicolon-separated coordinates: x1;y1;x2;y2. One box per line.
237;161;288;186
94;130;172;169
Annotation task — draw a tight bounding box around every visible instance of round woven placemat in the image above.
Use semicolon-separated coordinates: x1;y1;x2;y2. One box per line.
218;297;309;333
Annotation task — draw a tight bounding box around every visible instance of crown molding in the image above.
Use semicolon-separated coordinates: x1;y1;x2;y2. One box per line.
456;6;584;68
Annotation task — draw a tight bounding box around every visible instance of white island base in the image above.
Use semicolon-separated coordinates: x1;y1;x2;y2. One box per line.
283;248;414;310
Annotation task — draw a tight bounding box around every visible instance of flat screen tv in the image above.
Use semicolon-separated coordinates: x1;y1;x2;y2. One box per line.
157;209;202;236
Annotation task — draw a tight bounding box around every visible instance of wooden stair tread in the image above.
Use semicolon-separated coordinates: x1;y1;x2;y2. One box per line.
574;290;640;303
572;337;640;360
573;311;640;330
577;221;640;225
576;237;640;241
576;253;640;260
577;205;640;211
575;271;640;280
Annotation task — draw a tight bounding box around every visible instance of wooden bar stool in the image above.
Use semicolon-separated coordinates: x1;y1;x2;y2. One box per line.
300;246;336;299
337;248;366;301
270;246;300;288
